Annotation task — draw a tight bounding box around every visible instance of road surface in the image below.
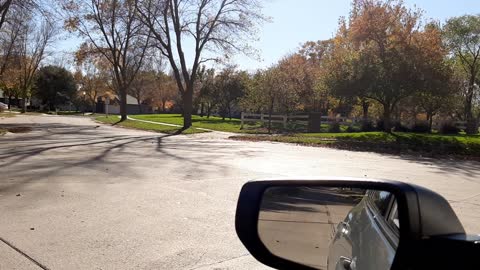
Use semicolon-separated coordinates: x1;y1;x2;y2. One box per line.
258;187;357;269
1;114;480;270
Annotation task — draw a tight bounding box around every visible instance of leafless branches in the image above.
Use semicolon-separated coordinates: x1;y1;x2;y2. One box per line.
60;0;152;120
135;0;266;128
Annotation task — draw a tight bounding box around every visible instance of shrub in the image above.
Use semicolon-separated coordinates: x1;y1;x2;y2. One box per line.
328;122;341;133
376;120;409;132
376;119;384;131
393;121;410;132
440;123;460;134
346;125;357;133
360;121;375;132
411;122;431;133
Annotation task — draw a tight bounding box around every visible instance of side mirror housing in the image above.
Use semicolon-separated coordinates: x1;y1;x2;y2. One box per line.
235;178;477;270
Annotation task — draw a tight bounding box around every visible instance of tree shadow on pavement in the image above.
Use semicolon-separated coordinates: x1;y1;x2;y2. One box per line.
260;186;361;213
0;122;257;195
386;154;480;181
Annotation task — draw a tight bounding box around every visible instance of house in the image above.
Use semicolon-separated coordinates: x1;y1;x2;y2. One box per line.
0;89;22;108
96;94;153;115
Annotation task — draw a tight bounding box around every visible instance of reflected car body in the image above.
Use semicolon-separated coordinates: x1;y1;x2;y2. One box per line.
0;102;7;110
327;190;399;270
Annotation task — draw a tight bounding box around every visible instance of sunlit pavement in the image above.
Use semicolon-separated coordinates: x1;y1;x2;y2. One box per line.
1;114;479;269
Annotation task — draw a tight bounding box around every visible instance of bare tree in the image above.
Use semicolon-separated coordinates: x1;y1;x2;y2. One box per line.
17;17;56;112
0;1;57;112
0;3;24;109
0;27;20;78
0;1;40;79
136;0;266;129
62;0;152;121
0;1;48;32
0;0;12;31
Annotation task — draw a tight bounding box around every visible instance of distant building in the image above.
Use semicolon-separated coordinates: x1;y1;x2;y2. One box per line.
96;94;153;115
0;89;22;108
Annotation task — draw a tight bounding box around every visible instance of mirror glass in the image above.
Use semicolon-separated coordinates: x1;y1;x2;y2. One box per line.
258;186;399;270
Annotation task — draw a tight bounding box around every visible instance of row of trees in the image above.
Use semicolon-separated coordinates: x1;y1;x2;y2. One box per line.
60;0;266;128
1;0;478;134
238;0;480;134
195;66;248;120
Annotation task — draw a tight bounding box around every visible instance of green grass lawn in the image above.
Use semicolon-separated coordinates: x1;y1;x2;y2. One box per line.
99;113;480;157
95;116;207;135
231;131;480;157
130;114;264;133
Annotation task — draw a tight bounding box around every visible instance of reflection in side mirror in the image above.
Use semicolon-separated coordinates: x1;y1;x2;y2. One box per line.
258;186;399;270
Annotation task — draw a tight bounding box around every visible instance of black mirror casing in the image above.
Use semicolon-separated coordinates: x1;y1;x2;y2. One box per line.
235;178;478;270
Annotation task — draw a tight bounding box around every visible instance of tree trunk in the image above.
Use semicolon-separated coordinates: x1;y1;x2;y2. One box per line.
427;112;433;133
361;99;369;122
21;92;27;113
206;103;211;118
466;116;478;134
465;72;478;134
383;105;391;133
183;85;193;129
137;99;142;114
161;99;166;113
119;87;127;121
7;95;11;109
200;102;204;117
360;100;370;131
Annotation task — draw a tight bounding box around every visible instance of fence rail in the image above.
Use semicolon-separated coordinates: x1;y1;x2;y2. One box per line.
241;112;473;131
240;112;363;129
454;121;467;130
432;121;467;130
240;113;288;128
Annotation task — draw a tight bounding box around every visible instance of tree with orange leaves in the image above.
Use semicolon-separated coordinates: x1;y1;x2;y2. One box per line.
324;0;453;132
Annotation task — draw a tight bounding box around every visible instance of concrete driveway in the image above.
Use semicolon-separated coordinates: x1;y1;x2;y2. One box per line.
1;115;480;270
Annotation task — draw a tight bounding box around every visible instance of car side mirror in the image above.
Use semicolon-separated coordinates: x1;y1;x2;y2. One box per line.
235;178;475;270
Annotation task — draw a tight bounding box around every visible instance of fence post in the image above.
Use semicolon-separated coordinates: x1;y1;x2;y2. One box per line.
240;112;244;129
283;115;287;129
308;113;322;133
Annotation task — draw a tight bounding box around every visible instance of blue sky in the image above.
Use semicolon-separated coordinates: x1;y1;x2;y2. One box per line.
56;0;479;71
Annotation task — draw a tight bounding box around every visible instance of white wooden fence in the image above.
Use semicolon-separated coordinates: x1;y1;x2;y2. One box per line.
241;112;477;131
431;121;468;130
240;112;362;129
240;113;290;129
454;121;467;130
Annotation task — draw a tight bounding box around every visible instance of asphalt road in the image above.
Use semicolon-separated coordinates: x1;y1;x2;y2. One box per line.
258;187;356;269
1;115;480;270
